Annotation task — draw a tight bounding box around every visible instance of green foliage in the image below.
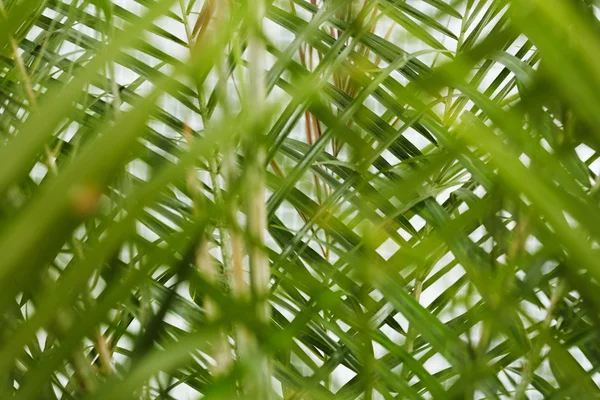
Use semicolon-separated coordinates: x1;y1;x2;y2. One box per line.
1;0;600;398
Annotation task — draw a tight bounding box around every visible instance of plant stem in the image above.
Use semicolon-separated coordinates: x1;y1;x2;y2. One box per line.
514;280;566;400
0;4;58;176
245;0;271;397
181;0;234;377
402;278;423;380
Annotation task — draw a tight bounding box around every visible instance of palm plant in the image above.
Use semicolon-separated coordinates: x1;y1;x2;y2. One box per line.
1;0;600;398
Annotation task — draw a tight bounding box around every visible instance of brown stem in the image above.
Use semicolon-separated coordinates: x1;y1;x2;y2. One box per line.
95;330;113;376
